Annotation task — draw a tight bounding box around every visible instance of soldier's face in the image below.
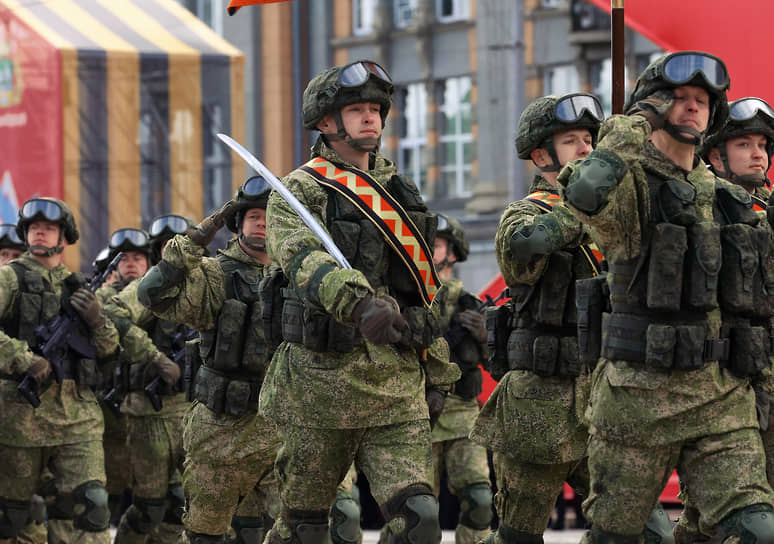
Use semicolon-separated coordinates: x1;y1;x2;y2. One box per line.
433;237;456;267
0;247;22;265
723;134;769;177
117;250;149;279
667;86;710;133
241;207;266;239
26;220;60;249
552;129;593;167
338;102;383;140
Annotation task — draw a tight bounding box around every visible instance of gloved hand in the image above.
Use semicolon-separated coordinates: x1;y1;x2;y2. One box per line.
186;199;237;247
151;353;181;387
352;295;407;345
426;387;447;428
70;288;105;328
625;89;674;131
458;309;487;343
26;355;52;384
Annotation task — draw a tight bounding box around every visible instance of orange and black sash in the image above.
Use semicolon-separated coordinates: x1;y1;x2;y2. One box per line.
300;157;440;308
524;190;603;276
752;193;767;212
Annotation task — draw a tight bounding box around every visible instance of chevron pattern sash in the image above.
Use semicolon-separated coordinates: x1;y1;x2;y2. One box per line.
300;157;440;307
525;190;603;276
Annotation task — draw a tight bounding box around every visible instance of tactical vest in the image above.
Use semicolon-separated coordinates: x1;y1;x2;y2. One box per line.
193;256;285;417
601;169;774;376
487;192;601;381
281;174;442;353
1;262;99;385
443;291;485;400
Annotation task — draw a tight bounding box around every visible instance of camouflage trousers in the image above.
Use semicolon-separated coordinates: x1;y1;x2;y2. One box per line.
432;438;491;544
0;441;109;544
491;452;589;538
585;428;773;537
102;404;131;497
182;403;282;536
270;420;433;541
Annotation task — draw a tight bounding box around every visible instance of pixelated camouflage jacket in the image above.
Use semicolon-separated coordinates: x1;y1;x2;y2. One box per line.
260;137;458;429
104;278;188;418
470;176;592;463
0;254;118;446
432;277;484;443
557;114;758;447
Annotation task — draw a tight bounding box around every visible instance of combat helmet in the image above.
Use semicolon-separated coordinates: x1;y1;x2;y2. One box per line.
108;228;151;260
516;93;604;171
704;97;774;187
16;198;79;257
436;213;469;263
302;60;394;152
626;51;730;145
148;213;193;264
224;176;271;252
0;223;25;251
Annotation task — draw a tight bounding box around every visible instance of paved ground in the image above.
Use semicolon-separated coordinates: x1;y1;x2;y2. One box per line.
361;529;587;543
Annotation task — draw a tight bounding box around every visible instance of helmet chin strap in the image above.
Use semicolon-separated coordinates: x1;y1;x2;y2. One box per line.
324;111;381;152
717;143;767;187
239;233;266;253
664;122;705;146
537;139;561;173
28;245;63;257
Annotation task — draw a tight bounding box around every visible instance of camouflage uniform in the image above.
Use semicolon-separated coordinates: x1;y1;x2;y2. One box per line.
136;235;282;544
559;77;774;542
261;134;459;544
0;253;119;544
102;278;189;544
470;175;596;542
432;277;492;544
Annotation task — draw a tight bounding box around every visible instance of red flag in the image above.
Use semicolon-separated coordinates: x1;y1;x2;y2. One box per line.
227;0;294;16
585;0;774;105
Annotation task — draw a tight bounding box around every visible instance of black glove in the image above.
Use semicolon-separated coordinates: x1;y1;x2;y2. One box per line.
186;199;236;247
625;89;674;131
457;309;487;343
352;295;407;345
26;355;52;384
70;288;105;328
426;388;447;428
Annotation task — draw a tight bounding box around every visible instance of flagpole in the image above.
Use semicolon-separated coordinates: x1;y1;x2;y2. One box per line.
611;0;625;114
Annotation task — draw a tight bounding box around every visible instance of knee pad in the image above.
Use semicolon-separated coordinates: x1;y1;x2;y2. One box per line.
644;505;675;544
459;482;493;531
72;481;110;532
495;525;543;544
720;504;774;544
382;487;440;544
163;483;185;525
0;497;31;539
270;509;331;544
127;496;167;534
230;516;264;544
329;495;361;544
590;527;643;544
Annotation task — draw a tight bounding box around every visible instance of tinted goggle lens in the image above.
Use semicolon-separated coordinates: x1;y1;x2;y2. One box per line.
555;94;604;123
93;247;111;266
109;228;149;249
149;215;189;237
20;199;63;222
436;214;450;232
0;224;22;244
242;177;271;199
339;61;392;87
662;53;729;89
729;97;774;122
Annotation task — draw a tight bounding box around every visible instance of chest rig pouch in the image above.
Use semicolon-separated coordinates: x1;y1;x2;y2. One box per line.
194;258;284;417
2;263;98;385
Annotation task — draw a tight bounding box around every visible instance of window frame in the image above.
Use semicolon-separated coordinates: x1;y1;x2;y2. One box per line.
397;83;429;195
352;0;377;35
435;0;470;23
438;76;474;198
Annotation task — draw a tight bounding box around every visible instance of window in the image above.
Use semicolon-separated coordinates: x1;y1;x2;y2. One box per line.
353;0;377;35
178;0;224;35
394;0;419;29
543;64;580;97
591;58;613;115
438;77;473;198
398;83;428;194
436;0;470;23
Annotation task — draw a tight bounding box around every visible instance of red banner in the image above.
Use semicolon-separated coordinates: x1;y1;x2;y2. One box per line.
227;0;293;15
0;11;61;223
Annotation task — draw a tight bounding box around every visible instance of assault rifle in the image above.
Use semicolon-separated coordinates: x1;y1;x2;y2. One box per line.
144;326;198;412
18;253;124;407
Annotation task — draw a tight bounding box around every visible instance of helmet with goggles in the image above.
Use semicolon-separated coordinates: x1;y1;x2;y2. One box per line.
224;176;272;234
0;223;25;251
436;214;469;262
302;60;394;131
516;93;604;170
108;228;151;258
626;51;730;144
16;197;79;246
148;214;193;264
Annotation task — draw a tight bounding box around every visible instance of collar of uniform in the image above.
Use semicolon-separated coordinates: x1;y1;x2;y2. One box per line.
641;140;702;180
310;135;398;180
217;237;265;270
16;253;70;282
527;174;555;194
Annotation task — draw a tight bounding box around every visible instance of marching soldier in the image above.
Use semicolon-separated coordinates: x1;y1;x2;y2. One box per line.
559;50;774;543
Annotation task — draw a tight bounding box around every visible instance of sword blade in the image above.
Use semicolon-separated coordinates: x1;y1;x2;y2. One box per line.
218;133;352;269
